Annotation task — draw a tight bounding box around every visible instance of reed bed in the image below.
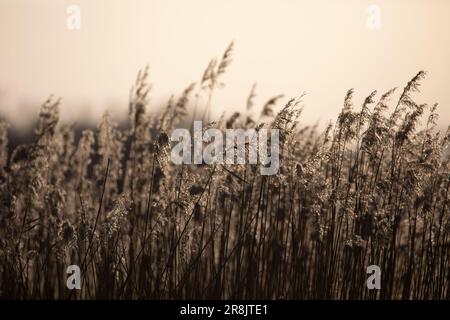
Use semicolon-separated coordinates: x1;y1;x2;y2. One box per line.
0;44;449;299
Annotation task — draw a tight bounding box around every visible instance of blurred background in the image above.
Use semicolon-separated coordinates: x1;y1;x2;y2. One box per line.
1;0;449;134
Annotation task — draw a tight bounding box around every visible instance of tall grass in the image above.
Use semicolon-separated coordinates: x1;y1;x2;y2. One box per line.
0;44;449;299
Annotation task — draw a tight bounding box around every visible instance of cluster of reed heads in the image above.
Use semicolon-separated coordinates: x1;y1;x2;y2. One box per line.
0;42;449;299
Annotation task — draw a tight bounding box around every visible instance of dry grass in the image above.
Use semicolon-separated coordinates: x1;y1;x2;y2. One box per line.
0;44;449;299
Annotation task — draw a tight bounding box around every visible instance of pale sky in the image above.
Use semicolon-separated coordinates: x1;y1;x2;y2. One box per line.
0;0;449;130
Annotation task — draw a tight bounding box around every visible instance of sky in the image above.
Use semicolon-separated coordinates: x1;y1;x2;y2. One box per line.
0;0;449;130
